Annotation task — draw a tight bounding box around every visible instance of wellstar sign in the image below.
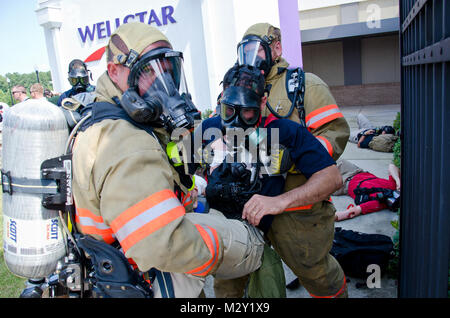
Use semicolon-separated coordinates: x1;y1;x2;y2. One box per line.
78;5;177;62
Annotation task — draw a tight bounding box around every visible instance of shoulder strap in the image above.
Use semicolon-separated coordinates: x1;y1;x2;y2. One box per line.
285;67;306;126
352;177;387;205
356;177;378;189
80;101;194;191
78;101;154;136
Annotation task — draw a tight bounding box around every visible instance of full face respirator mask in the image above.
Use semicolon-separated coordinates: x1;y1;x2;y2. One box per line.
220;86;261;131
220;65;265;131
68;61;90;94
120;47;200;132
237;35;273;76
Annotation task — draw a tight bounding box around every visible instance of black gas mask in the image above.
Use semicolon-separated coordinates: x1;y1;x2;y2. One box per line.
220;86;261;131
237;35;273;76
68;59;90;94
120;47;200;132
220;65;264;131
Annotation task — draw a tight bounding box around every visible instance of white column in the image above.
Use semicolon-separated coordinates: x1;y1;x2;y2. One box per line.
200;0;238;110
35;0;65;93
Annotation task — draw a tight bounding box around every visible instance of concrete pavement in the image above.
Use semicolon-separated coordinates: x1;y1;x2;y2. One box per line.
283;104;401;298
203;104;401;298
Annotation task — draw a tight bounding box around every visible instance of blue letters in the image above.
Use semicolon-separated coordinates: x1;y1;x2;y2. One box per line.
77;6;177;43
78;25;96;42
96;22;107;40
123;14;135;24
135;11;147;23
148;9;162;26
9;220;17;243
105;20;112;37
162;5;176;24
50;219;58;240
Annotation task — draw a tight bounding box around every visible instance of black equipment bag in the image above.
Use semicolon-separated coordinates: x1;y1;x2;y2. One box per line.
331;227;394;279
76;235;153;298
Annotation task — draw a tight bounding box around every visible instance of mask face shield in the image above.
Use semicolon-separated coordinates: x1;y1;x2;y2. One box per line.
237;36;272;75
221;103;260;127
220;86;261;130
68;76;90;87
135;52;188;99
123;47;199;131
68;68;89;92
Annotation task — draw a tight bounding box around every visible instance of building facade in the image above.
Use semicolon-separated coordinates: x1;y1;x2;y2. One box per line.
300;0;400;106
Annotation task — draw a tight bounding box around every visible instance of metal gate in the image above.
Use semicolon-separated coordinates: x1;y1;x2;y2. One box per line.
400;0;450;297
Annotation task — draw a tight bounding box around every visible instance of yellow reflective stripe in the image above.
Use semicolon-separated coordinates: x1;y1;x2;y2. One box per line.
166;141;182;167
188;175;195;192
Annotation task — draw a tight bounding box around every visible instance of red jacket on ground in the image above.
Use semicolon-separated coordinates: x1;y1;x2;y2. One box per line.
348;172;397;214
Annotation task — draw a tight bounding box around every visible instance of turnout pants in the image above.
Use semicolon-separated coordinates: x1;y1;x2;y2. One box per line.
154;209;265;298
214;201;347;298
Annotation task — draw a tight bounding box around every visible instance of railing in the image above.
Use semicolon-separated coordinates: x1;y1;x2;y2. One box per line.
399;0;450;298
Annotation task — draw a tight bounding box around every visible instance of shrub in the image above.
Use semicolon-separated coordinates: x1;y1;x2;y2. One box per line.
388;112;401;277
393;112;401;169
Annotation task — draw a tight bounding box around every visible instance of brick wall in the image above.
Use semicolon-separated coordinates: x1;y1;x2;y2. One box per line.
330;82;401;106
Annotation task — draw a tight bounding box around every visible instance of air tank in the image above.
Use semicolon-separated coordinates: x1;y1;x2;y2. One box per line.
2;98;68;279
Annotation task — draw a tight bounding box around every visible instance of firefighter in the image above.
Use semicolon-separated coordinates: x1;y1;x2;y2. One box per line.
213;23;350;298
71;22;265;298
57;59;95;106
198;63;344;297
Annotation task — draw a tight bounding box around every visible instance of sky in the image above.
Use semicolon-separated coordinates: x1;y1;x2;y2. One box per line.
0;0;51;76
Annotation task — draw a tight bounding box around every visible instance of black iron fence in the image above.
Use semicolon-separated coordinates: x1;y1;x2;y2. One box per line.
399;0;450;298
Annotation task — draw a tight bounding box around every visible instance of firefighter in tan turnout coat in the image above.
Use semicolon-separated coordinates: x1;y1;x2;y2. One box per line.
71;22;265;297
214;23;350;298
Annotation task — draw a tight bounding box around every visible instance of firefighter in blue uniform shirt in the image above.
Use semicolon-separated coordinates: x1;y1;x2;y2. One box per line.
196;64;346;297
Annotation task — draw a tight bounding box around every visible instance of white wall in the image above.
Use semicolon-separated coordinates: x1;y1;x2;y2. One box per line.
200;0;280;107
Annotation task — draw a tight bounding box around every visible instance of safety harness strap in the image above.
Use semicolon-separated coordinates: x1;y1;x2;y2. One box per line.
148;269;175;298
1;170;58;195
265;67;305;125
80;101;194;191
286;67;306;126
78;100;155;136
353;177;383;205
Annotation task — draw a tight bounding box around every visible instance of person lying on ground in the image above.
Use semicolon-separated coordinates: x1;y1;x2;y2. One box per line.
332;159;400;221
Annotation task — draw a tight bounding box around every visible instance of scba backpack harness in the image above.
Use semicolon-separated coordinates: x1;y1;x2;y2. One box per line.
353;177;401;212
266;67;306;126
76;101;194;298
34;101;158;298
34;101;194;298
